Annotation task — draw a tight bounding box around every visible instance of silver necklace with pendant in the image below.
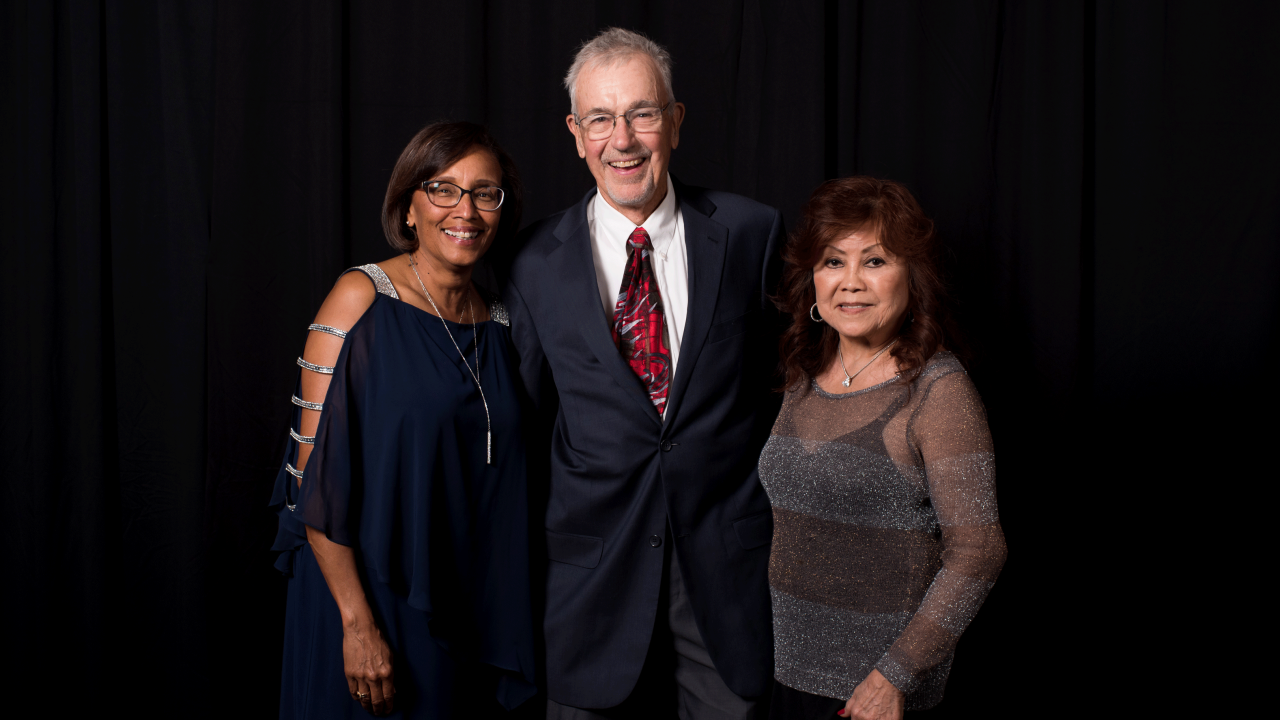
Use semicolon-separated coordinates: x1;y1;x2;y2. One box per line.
408;253;492;465
838;337;899;388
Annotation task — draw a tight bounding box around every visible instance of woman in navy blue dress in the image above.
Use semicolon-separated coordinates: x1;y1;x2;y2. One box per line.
269;122;535;718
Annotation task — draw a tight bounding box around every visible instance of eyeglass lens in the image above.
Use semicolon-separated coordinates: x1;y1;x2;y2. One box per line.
580;107;665;139
424;182;504;211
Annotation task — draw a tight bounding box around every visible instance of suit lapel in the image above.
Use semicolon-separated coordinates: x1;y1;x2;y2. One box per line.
548;189;663;427
663;185;727;431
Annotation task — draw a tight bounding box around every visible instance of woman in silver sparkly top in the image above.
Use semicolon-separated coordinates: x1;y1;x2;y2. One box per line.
758;177;1006;720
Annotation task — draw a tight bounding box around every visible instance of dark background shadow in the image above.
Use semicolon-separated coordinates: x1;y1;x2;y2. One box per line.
3;1;1276;716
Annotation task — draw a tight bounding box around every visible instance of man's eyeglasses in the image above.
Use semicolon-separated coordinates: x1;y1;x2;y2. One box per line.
421;181;505;212
574;103;671;141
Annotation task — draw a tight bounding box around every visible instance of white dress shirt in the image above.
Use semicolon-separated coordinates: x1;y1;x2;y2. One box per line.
587;173;689;385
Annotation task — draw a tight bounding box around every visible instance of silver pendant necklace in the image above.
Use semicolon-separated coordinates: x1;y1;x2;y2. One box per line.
838;337;899;388
408;253;492;465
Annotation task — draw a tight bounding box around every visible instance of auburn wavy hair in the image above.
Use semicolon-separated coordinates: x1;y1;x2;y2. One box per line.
776;176;954;391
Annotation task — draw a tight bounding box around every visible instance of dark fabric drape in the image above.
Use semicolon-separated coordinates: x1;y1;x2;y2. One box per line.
3;1;1276;716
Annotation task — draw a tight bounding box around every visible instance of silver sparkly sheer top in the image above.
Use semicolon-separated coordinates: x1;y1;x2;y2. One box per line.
757;351;1006;709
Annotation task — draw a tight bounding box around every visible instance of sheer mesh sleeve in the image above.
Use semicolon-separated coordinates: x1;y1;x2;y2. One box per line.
268;267;382;573
874;368;1007;693
269;343;348;565
290;329;360;547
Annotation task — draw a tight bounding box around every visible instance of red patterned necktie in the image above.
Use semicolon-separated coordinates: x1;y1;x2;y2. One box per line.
612;227;672;416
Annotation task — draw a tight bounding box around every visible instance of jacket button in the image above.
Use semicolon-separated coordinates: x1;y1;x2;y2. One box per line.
649;535;662;547
660;439;673;452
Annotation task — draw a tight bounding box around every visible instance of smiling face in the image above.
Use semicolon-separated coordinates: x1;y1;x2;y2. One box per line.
565;54;685;224
812;229;911;347
405;147;503;272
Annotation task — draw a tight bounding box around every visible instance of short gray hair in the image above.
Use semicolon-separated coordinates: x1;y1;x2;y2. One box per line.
564;27;675;115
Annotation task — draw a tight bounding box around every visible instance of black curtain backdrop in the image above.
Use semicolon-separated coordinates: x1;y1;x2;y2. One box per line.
3;1;1277;716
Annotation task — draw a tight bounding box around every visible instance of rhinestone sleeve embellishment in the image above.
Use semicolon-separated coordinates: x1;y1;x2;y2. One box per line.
354;264;400;299
285;463;304;479
308;323;347;338
487;296;510;326
291;395;323;411
289;428;315;445
297;357;334;374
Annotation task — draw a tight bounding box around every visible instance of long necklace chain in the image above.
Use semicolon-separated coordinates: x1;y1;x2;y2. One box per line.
837;337;899;388
408;253;492;464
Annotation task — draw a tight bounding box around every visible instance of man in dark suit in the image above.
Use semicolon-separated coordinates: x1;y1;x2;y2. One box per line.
504;28;783;719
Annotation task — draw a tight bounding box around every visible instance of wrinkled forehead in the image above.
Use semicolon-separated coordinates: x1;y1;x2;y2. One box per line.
574;53;666;112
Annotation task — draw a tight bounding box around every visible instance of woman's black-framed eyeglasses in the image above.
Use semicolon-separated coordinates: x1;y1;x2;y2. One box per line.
421;181;505;212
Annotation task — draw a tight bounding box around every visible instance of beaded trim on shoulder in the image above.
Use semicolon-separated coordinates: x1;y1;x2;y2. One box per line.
350;264;399;299
482;289;509;326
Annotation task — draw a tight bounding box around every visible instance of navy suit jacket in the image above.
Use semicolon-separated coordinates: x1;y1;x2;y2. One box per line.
504;180;784;708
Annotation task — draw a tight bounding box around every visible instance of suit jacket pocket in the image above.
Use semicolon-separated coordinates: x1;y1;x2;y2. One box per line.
733;510;773;550
706;308;759;344
545;529;604;569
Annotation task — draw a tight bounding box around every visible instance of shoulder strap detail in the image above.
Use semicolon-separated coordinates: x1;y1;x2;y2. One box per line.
482;289;510;326
347;264;400;299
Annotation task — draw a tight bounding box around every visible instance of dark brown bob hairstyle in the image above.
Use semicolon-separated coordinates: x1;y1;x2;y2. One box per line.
777;176;954;391
381;121;523;254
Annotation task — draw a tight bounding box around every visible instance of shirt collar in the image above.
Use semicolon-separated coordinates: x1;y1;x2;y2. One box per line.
592;174;679;256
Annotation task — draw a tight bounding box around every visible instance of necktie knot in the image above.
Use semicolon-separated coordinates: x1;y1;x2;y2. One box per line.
627;226;650;250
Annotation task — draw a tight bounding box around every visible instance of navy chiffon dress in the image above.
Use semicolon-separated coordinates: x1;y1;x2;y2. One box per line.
269;265;537;719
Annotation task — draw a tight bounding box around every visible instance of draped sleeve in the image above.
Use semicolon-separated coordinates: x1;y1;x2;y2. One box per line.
269;300;444;612
267;305;372;574
267;373;314;576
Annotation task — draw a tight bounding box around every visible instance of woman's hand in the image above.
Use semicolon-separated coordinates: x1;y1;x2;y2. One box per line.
306;525;396;716
343;620;396;716
838;670;903;720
